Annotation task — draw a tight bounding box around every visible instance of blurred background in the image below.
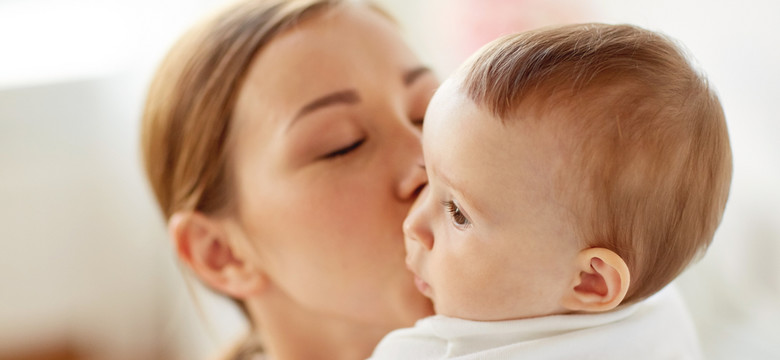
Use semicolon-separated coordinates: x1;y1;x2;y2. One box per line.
1;0;778;359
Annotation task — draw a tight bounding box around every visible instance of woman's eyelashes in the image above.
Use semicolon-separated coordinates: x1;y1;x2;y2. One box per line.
321;138;365;159
442;200;471;228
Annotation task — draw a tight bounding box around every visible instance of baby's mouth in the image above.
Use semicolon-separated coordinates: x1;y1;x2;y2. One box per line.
413;274;432;297
406;261;432;297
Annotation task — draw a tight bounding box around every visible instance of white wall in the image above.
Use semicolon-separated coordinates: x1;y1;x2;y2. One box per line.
0;1;241;359
1;0;778;359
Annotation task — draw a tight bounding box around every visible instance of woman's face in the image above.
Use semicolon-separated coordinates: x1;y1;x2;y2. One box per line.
229;5;438;327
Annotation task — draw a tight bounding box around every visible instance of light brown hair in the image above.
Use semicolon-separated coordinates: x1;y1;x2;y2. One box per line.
459;23;732;304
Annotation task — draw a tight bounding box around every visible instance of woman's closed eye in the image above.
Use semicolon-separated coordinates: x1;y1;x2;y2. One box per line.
442;200;471;228
322;138;365;159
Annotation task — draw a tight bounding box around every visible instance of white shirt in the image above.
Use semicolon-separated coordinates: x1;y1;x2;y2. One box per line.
370;285;702;359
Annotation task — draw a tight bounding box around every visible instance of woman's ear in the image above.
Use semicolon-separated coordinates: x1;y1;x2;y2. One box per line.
560;247;630;312
168;212;267;299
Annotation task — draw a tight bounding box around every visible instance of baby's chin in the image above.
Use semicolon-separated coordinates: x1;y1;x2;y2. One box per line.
398;293;434;326
394;276;435;324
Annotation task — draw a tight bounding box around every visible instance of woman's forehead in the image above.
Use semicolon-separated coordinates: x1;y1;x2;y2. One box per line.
233;4;418;128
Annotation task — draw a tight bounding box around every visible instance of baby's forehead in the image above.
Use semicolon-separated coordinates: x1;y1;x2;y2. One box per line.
437;79;575;170
446;75;579;138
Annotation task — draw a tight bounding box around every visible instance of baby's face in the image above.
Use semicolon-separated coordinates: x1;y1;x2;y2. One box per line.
403;79;581;320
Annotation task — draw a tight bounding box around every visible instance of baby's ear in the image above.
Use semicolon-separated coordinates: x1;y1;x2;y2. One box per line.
560;248;630;312
168;212;267;299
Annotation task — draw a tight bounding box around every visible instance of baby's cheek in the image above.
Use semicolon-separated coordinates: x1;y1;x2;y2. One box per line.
437;265;484;316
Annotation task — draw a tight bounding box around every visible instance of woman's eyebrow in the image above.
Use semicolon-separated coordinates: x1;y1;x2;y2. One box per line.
288;67;430;131
404;66;432;86
289;89;361;130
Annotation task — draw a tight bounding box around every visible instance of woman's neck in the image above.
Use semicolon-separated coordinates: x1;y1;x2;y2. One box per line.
246;285;393;360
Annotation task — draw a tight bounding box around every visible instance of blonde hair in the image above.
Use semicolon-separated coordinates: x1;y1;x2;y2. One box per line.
460;23;732;304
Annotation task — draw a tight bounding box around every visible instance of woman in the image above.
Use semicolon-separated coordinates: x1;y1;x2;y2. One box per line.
141;0;439;358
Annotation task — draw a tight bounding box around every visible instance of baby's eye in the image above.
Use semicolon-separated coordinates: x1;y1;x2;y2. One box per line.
411;117;424;128
322;139;365;159
442;200;470;228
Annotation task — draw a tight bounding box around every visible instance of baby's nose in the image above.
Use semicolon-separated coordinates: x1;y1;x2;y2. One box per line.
403;189;434;250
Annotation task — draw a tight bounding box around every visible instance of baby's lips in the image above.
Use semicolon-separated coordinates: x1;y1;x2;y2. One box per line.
413;273;432;297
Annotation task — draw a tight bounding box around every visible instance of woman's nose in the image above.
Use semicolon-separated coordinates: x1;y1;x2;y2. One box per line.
403;186;434;250
398;157;427;201
396;131;427;202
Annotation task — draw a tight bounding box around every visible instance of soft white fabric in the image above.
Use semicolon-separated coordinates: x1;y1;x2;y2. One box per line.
370;285;701;359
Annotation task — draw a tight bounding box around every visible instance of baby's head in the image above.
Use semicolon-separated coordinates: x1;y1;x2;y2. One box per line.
404;23;732;321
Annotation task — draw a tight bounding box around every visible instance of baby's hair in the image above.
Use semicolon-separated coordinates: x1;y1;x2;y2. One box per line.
459;23;732;304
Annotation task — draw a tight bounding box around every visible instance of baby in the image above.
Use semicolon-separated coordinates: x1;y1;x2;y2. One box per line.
371;23;732;359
